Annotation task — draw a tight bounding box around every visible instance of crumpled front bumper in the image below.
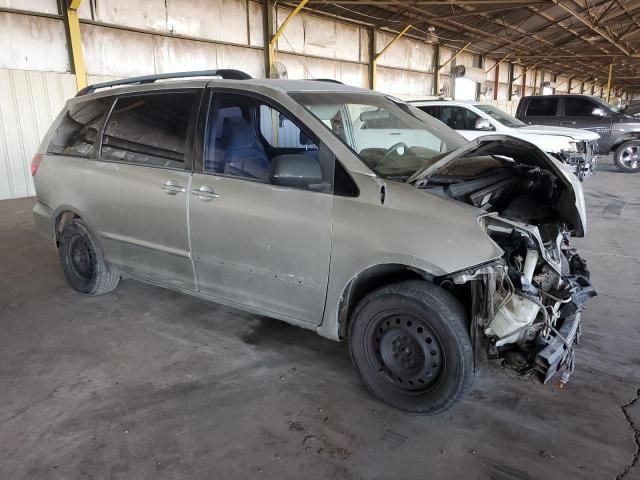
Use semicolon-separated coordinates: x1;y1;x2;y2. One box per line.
559;141;597;180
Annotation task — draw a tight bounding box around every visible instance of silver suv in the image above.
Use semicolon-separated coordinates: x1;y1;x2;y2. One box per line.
32;70;596;414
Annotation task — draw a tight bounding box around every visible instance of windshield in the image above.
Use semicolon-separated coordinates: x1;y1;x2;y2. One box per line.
474;104;525;128
289;92;467;178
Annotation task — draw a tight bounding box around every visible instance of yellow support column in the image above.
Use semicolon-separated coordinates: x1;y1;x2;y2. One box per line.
371;24;413;91
606;63;613;102
65;0;86;90
268;0;309;78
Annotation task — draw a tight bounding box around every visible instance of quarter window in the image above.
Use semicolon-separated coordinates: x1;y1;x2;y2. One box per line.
525;97;558;117
47;98;111;157
101;92;198;168
565;98;600;116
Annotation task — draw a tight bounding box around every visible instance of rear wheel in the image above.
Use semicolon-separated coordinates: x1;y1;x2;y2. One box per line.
58;219;120;295
348;280;474;414
614;140;640;173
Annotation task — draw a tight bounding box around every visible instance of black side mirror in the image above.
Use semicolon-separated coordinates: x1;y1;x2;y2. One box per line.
270;154;323;189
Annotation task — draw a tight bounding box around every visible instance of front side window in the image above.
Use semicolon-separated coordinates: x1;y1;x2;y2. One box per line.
203;92;335;193
47;97;112;157
290;92;466;179
416;105;439;118
525;97;558;117
101;91;198;168
565;98;600;116
475;104;526;128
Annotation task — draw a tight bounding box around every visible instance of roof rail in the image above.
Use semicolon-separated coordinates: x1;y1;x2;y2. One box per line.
311;78;344;84
76;69;252;96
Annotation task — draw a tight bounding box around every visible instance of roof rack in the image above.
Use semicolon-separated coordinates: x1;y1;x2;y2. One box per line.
311;78;344;84
76;69;252;96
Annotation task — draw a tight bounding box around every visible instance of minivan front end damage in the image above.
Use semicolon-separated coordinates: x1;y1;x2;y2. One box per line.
445;216;596;384
414;136;598;385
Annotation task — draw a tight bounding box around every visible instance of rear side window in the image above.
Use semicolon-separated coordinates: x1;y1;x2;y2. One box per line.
47;98;111;157
565;97;600;116
525;97;558;117
417;105;438;117
101;91;198;169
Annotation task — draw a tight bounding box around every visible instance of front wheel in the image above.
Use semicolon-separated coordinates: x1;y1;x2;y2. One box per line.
348;280;474;414
614;141;640;173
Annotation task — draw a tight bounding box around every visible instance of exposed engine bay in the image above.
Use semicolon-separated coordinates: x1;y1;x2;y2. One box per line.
555;139;597;182
420;140;597;384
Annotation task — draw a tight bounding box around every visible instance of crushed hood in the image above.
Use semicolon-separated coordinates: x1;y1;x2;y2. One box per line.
407;135;587;236
517;124;599;141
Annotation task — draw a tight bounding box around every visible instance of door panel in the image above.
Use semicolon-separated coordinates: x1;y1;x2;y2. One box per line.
561;97;612;152
189;174;332;324
83;163;195;290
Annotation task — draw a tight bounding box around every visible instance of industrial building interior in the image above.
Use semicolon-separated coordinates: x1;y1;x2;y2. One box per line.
1;1;639;479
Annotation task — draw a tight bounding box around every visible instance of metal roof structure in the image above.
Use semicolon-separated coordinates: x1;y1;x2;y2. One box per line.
292;0;640;91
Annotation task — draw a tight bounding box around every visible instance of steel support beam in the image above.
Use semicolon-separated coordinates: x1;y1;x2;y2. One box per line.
507;62;515;99
62;0;86;90
371;24;412;91
268;0;309;78
439;42;471;72
432;43;440;97
263;0;274;78
606;63;613;102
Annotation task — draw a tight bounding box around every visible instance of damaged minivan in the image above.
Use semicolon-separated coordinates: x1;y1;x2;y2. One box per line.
32;71;596;414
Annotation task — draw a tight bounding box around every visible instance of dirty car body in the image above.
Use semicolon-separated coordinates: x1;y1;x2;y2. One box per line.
32;73;596;413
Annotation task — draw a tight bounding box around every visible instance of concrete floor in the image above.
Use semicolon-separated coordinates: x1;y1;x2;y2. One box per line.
1;163;639;480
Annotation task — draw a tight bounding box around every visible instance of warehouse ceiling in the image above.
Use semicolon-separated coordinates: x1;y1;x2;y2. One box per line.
294;0;640;91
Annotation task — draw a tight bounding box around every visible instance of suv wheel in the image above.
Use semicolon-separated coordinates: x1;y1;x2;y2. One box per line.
348;280;473;414
614;140;640;173
58;219;120;295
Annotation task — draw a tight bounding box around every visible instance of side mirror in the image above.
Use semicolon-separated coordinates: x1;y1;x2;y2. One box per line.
475;118;494;131
591;107;607;117
270;154;323;189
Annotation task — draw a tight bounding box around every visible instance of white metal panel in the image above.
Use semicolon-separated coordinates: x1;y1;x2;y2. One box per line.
456;51;474;69
276;52;307;80
248;0;263;47
303;16;337;58
153;36;218;73
377;67;432;100
360;29;370;63
167;0;222;42
306;57;337;80
216;45;263;79
513;65;523;85
82;24;156;77
95;0;167;32
338;62;367;88
0;69;75;200
275;6;304;54
498;62;510;83
219;0;248;45
375;32;432;71
0;0;57;14
0;13;69;73
335;23;360;62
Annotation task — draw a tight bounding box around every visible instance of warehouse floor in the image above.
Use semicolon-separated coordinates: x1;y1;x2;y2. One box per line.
1;164;639;480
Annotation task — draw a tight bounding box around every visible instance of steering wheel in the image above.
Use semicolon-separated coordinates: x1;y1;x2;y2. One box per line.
375;142;409;168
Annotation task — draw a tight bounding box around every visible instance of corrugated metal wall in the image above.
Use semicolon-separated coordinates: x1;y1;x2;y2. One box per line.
0;69;76;200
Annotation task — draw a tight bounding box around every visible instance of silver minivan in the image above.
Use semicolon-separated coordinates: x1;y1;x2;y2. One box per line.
32;70;596;414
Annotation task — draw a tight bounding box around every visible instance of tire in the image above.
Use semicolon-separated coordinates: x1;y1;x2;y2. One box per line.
348;280;473;414
614;140;640;173
58;219;120;295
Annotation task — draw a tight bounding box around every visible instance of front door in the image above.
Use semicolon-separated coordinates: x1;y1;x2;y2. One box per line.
561;96;612;153
189;91;334;325
83;90;201;290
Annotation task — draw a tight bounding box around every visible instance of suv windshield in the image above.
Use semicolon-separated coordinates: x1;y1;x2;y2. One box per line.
290;92;466;178
474;104;525;128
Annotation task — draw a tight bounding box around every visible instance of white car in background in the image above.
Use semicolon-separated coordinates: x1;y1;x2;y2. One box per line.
411;100;600;180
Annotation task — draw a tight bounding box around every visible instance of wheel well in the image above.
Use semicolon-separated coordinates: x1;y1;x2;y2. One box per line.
54;211;80;246
337;264;432;340
610;135;640;153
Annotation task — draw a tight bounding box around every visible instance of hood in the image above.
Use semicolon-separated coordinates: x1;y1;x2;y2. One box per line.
407;135;587;236
517;124;599;141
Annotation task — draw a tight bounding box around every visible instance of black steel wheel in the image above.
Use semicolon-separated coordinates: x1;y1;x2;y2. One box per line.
349;280;474;414
58;219;120;295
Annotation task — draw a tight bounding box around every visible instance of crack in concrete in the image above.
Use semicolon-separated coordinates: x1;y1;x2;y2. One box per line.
617;387;640;480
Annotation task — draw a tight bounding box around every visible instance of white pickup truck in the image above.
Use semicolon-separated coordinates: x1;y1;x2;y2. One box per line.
411;100;599;180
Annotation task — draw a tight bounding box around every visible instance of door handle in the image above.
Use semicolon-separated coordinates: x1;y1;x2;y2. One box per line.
161;179;185;195
192;185;220;200
562;121;576;125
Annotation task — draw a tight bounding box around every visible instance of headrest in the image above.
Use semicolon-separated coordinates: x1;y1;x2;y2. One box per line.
222;117;257;149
